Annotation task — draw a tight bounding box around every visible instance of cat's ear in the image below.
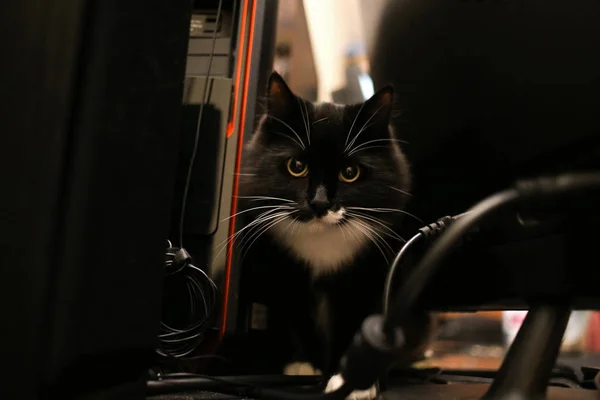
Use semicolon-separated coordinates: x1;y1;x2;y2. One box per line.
346;85;394;148
266;71;295;116
363;85;394;123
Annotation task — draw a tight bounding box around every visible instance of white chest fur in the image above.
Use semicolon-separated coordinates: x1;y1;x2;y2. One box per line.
270;215;369;276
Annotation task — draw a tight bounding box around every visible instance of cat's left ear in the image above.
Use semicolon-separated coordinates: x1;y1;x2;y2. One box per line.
266;71;295;117
363;85;394;123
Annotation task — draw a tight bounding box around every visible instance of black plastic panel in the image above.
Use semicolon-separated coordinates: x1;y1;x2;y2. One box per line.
175;104;223;236
0;0;192;398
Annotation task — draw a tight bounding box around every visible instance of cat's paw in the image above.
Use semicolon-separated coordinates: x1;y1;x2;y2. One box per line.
325;374;377;400
283;361;322;376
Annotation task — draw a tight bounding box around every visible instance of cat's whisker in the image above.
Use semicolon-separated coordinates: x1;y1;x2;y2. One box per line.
240;212;291;252
290;217;301;237
288;217;302;237
347;145;394;155
337;223;348;245
233;172;257;176
303;98;312;145
212;210;292;266
312;117;328;126
346;206;424;224
211;210;287;266
235;195;296;203
350;138;408;150
239;211;291;251
240;211;297;263
269;130;305;149
220;204;294;222
351;218;398;261
267;115;306;149
348;219;390;264
347;209;392;227
215;207;290;250
348;139;408;156
282;217;297;236
234;211;291;249
344;221;365;243
352;217;396;255
363;211;399;230
361;161;377;169
297;97;311;146
387;186;413;197
345;103;385;153
345;121;375;151
213;209;285;256
346;211;406;242
344;101;367;149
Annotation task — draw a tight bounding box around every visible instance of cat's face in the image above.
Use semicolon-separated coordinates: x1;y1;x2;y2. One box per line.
239;72;411;270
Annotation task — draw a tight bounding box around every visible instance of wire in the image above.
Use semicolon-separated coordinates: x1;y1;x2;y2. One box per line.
147;373;353;400
335;172;600;395
179;0;224;247
383;214;465;314
383;233;423;315
157;244;218;358
383;171;600;336
383;189;520;335
152;373;321;385
161;2;224;358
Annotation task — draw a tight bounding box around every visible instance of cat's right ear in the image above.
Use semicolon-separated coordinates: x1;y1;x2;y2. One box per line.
266;71;295;117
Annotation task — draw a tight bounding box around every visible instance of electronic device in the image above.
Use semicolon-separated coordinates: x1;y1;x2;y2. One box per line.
158;0;280;368
369;0;600;310
1;0;192;398
1;0;280;396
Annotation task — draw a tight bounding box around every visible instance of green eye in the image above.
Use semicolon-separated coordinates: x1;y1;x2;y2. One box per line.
286;157;309;178
339;165;360;183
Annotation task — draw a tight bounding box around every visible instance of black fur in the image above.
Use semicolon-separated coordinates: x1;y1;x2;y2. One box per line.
237;72;428;377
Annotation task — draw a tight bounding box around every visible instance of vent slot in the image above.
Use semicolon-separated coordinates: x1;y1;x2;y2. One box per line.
190;12;227;37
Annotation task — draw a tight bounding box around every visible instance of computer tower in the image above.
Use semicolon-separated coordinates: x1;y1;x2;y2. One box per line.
165;0;280;368
1;0;192;398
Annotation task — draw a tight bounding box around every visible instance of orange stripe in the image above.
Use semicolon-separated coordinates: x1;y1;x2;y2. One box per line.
221;0;257;336
226;0;249;138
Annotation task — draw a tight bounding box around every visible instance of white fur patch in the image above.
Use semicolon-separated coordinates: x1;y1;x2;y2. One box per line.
325;374;377;400
270;208;369;276
283;362;322;376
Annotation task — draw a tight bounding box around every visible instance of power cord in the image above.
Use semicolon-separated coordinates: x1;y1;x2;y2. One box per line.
147;372;352;400
157;242;218;358
179;0;223;248
156;0;223;359
336;172;600;395
383;215;460;314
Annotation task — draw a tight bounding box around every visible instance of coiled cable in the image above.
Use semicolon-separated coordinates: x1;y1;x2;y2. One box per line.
157;241;218;358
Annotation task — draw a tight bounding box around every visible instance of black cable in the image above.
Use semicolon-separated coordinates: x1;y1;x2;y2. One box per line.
179;0;223;247
383;233;423;315
384;172;600;335
382;215;459;314
337;172;600;396
147;373;353;400
157;244;218;358
383;189;520;335
153;373;321;385
159;1;223;359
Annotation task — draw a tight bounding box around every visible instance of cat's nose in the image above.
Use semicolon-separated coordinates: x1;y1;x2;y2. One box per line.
309;185;331;217
309;198;330;216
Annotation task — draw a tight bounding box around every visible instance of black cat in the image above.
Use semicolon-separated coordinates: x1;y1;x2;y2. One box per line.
236;72;431;399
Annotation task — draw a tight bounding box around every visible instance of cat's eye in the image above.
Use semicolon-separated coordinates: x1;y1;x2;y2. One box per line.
286;157;309;178
339;165;361;183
